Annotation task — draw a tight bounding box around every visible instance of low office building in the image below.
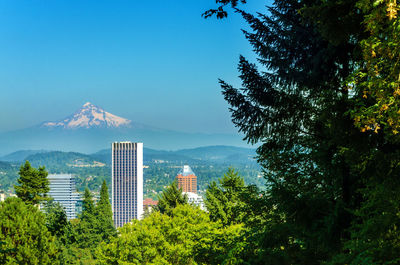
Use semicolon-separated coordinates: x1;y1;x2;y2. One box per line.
48;174;79;220
183;192;205;210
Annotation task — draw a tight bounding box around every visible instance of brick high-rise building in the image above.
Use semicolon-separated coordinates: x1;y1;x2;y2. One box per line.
176;165;197;194
112;142;143;228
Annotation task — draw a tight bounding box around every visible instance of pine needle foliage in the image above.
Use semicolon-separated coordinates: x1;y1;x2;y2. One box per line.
0;197;58;264
14;161;50;205
95;180;116;242
205;168;246;226
156;180;188;214
219;0;400;263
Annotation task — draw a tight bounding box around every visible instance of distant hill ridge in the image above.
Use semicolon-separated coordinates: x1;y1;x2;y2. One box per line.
0;150;49;162
0;145;257;165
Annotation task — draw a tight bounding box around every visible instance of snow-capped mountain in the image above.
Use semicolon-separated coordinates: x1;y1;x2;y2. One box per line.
42;102;131;129
0;102;248;155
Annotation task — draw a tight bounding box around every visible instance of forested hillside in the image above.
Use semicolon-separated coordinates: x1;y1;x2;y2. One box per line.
0;146;262;196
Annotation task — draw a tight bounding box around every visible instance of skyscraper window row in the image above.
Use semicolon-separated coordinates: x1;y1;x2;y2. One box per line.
112;142;143;228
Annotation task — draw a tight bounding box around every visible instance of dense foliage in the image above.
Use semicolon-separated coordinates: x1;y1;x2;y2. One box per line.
95;180;116;242
350;0;400;134
0;197;58;264
215;0;400;263
98;204;245;265
14;161;50;204
156;180;188;214
205;168;246;226
0;162;256;264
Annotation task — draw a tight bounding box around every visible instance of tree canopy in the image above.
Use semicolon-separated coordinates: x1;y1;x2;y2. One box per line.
14;161;50;205
156;180;188;214
349;0;400;135
98;204;245;265
95;180;116;242
219;0;400;263
205;167;246;226
0;197;58;264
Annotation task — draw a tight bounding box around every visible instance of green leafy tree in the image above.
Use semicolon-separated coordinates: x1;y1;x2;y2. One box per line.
349;0;400;135
97;204;245;265
156;180;188;214
0;197;58;264
205;168;246;226
95;180;116;242
14;161;50;204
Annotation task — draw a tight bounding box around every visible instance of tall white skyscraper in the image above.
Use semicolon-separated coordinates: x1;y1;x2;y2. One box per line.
112;142;143;227
48;174;79;220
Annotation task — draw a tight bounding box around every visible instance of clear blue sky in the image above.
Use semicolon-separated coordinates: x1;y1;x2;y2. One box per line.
0;0;271;134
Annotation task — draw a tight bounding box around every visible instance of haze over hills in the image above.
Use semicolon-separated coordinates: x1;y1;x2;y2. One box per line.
0;102;249;155
0;145;257;165
91;145;257;165
0;145;262;194
0;150;49;162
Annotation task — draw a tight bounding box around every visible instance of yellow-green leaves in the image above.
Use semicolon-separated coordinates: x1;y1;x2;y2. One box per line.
387;0;398;19
350;0;400;135
97;204;246;265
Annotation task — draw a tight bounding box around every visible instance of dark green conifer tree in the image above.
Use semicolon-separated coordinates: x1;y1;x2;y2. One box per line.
76;188;100;250
14;161;50;204
95;180;116;242
81;187;95;219
205;168;246;226
156;180;188;214
214;0;399;263
44;201;69;239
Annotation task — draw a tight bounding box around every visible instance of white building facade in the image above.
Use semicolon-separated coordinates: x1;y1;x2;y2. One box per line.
183;192;205;210
48;174;79;220
112;142;143;227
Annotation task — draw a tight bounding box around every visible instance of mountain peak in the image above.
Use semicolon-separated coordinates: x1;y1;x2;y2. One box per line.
42;102;132;129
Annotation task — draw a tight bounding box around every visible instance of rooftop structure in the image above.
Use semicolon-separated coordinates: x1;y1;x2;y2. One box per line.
143;198;158;214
